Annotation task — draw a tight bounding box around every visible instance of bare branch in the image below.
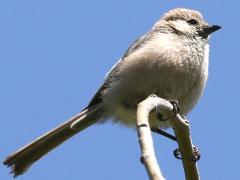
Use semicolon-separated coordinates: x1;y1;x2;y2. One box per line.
171;114;200;180
136;95;169;180
136;95;200;180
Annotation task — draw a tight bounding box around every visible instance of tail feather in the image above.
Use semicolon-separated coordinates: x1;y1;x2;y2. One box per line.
3;104;102;177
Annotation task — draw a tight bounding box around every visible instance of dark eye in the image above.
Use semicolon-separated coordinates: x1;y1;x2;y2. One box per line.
188;19;198;25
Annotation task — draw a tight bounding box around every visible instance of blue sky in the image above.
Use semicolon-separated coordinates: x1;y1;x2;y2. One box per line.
0;0;239;180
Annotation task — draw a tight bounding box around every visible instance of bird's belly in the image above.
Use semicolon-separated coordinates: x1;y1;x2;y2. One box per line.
103;67;204;128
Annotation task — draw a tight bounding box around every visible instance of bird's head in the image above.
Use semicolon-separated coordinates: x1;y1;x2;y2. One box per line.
155;8;221;39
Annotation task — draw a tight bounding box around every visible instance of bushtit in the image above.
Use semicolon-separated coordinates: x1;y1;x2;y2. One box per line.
3;8;221;177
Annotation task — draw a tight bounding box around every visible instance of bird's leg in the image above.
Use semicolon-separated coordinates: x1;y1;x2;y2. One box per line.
173;146;201;161
151;100;181;141
151;128;177;141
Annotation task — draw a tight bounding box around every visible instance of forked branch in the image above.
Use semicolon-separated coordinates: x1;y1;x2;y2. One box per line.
136;95;200;180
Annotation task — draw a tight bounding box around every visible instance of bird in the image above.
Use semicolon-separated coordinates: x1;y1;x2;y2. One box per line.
3;8;221;177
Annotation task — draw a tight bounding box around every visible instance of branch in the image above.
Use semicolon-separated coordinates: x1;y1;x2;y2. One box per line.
136;95;200;180
171;114;200;180
136;95;171;180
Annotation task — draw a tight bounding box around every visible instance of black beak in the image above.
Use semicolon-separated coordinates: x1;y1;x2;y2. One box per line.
198;25;221;38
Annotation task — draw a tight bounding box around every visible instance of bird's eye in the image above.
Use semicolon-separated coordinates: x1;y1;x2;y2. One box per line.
188;19;198;25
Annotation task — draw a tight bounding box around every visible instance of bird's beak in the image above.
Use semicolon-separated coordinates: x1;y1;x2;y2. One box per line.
198;25;221;38
203;25;221;35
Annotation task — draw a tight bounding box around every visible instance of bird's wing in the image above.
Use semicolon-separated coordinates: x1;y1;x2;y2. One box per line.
87;32;153;108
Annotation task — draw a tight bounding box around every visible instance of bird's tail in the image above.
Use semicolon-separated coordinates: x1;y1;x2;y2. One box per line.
3;104;103;177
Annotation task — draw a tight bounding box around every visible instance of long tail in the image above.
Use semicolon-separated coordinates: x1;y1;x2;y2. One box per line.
3;104;103;177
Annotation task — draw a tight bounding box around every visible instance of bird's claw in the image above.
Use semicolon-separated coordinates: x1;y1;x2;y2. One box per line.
173;146;201;161
173;148;183;159
169;100;180;114
192;146;201;161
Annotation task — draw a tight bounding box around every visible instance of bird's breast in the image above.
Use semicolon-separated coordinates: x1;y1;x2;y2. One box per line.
103;39;209;128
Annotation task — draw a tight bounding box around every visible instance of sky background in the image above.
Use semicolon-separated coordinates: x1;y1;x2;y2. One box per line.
0;0;238;180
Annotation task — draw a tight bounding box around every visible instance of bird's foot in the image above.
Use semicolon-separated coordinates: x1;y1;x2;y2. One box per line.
173;146;201;161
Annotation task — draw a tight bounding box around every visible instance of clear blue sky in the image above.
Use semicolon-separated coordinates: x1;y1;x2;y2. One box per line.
0;0;238;180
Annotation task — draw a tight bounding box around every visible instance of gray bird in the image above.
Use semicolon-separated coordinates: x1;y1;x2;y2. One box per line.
3;8;221;177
